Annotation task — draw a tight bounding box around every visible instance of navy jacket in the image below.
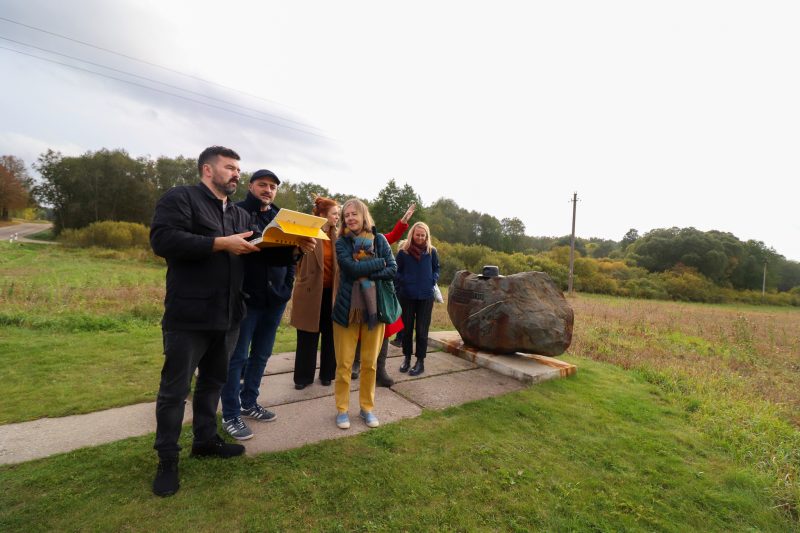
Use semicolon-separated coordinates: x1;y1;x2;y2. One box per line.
237;192;296;308
396;247;440;300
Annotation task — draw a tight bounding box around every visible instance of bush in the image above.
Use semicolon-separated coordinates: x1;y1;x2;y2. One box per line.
658;265;723;303
60;221;150;249
621;276;670;300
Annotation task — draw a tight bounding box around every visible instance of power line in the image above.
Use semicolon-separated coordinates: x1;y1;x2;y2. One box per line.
0;45;334;140
0;15;293;111
0;34;324;132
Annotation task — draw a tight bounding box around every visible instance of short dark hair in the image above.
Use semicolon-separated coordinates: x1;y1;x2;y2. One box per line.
197;146;240;176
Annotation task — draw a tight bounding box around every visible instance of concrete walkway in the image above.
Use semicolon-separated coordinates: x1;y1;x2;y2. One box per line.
0;335;575;465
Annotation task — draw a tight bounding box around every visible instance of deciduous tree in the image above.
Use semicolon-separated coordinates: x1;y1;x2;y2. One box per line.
0;161;29;220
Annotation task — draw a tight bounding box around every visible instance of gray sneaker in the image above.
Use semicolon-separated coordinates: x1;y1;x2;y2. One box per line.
241;404;277;422
222;416;253;440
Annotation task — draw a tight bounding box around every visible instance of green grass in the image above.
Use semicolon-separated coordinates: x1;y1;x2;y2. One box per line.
0;242;301;423
1;358;793;532
0;324;299;424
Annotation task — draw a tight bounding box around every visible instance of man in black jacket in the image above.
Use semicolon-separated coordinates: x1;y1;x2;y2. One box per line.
220;169;295;440
149;146;313;497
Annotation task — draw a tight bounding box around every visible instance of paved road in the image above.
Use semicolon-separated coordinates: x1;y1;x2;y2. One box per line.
0;222;55;243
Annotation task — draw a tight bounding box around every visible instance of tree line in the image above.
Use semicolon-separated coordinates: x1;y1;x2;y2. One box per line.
2;147;799;296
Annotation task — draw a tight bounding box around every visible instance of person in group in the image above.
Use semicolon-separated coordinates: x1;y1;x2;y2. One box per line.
396;221;439;376
290;195;340;390
220;169;295;441
351;202;416;387
149;146;314;497
331;199;397;429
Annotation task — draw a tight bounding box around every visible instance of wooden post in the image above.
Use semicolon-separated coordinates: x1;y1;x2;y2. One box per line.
568;192;578;294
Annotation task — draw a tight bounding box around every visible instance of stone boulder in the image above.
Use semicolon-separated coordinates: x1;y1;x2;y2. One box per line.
447;270;573;356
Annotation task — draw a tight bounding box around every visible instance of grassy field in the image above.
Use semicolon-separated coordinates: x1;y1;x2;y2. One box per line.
1;358;794;532
1;241;799;529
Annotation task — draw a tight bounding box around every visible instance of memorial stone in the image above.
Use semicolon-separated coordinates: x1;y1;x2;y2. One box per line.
447;268;574;356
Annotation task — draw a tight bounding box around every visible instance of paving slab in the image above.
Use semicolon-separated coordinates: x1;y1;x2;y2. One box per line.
384;350;476;385
392;368;526;410
243;388;422;456
428;331;576;384
256;351;476;406
264;351;298;375
264;343;437;376
0;402;193;465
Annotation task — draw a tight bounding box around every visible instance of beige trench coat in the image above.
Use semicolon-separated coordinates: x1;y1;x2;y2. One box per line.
289;226;339;332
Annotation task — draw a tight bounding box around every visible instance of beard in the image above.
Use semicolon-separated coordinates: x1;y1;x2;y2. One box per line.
212;177;238;197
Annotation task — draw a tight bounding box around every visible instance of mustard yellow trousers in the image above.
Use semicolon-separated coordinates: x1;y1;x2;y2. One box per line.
333;321;385;413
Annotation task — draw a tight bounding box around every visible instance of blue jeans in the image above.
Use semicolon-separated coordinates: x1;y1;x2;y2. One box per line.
221;302;286;419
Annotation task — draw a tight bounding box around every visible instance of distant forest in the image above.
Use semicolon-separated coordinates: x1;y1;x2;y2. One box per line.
3;148;799;305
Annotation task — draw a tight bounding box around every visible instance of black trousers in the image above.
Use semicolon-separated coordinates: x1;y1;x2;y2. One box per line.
153;328;239;459
293;287;336;385
400;297;434;359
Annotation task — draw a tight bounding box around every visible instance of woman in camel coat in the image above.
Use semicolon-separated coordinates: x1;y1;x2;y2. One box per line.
290;196;340;389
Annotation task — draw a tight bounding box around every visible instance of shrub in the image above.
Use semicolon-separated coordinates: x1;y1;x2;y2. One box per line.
658;265;723;303
60;221;150;249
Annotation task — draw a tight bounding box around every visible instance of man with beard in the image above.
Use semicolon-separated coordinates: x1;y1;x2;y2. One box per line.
149;146;314;496
220;169;294;440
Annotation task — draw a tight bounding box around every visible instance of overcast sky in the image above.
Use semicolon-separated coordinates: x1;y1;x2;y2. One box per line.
1;0;798;260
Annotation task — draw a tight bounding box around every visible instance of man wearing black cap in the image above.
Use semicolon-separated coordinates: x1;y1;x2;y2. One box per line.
220;169;296;441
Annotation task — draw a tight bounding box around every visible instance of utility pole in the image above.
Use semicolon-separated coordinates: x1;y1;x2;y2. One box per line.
762;260;767;299
568;192;578;294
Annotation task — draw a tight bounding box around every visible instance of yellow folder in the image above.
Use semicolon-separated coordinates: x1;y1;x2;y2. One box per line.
250;209;329;248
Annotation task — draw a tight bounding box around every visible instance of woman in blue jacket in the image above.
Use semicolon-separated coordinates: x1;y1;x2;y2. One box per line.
396;221;439;376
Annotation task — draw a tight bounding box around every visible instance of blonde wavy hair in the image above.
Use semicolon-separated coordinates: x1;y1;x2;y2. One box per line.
400;221;433;255
339;198;375;237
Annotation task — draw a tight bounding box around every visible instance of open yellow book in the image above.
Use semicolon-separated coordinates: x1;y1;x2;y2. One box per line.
249;208;329;248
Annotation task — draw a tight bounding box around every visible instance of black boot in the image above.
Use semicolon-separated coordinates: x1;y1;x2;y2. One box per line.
191;435;245;458
351;352;361;380
399;355;411;373
152;457;179;497
409;358;425;376
376;340;394;387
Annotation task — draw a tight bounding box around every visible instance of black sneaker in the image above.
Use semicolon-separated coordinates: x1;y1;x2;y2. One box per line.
240;404;277;422
152;458;179;497
191;435;245;458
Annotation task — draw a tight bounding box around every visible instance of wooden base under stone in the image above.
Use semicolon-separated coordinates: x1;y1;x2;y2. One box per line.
428;331;576;384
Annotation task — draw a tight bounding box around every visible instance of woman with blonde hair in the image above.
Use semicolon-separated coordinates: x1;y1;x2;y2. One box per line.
290;195;340;389
331;198;397;429
396;221;439;376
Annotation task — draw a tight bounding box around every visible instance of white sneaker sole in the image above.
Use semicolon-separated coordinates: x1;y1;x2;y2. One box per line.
225;431;253;441
360;414;380;428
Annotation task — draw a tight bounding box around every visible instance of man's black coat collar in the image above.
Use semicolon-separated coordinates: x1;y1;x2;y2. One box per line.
240;191;280;216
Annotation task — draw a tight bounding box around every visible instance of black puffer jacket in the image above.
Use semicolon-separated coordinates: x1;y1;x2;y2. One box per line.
237;192;297;308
